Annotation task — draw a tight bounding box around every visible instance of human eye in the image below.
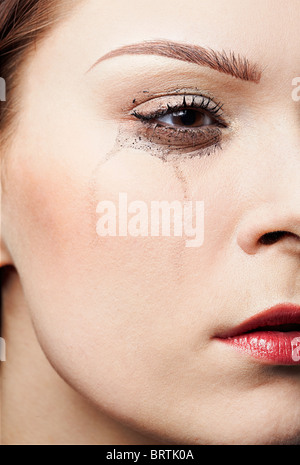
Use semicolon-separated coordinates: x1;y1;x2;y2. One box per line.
130;94;228;158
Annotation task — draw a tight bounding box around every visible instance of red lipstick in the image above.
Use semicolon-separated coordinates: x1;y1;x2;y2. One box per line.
216;303;300;365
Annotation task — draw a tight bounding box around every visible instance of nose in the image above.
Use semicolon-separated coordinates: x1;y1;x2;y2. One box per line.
237;204;300;255
236;118;300;257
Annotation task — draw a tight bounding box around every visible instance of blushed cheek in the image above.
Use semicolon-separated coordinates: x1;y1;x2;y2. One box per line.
6;143;190;288
7;157;88;268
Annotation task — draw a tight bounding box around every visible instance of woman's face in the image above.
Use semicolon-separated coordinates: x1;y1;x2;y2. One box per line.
2;0;300;444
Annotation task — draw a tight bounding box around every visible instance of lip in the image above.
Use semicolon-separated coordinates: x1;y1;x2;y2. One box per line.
216;303;300;365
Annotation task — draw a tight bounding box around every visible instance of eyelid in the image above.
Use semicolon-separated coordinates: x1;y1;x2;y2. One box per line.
130;94;227;126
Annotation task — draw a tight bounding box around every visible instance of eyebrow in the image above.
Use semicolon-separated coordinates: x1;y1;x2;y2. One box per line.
88;39;262;83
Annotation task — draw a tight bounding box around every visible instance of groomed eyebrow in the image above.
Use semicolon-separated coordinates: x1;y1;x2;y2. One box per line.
88;39;262;83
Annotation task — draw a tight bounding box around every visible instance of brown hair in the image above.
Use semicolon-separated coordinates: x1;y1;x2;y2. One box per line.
0;0;73;140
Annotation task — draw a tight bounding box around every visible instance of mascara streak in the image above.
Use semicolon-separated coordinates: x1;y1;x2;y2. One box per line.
113;122;223;163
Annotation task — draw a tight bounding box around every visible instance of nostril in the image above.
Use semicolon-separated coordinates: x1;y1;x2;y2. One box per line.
259;231;293;245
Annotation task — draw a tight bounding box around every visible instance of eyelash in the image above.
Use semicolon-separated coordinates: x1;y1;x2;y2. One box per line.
129;94;228;158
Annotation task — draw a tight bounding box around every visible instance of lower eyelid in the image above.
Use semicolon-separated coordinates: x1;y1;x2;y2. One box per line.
135;120;223;147
115;120;226;161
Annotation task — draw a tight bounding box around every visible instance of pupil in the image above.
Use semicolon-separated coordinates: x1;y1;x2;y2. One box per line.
174;109;196;126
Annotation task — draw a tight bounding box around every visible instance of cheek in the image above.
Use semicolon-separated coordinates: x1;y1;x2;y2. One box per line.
11;145;189;282
4;136;244;439
6;138;240;356
5;141;194;364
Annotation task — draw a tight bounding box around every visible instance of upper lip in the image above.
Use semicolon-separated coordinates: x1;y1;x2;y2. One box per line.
217;303;300;339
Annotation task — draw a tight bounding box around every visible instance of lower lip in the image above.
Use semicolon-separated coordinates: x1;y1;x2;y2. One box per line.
218;331;300;365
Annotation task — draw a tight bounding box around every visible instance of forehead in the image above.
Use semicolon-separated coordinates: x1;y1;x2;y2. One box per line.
48;0;299;75
23;0;298;88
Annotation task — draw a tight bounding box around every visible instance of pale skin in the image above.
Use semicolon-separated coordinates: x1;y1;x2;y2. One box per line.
1;0;300;445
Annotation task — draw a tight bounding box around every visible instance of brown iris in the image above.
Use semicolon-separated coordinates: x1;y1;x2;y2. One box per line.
156;109;214;128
